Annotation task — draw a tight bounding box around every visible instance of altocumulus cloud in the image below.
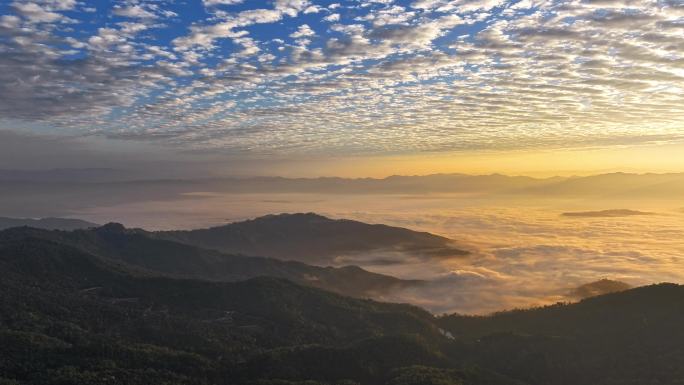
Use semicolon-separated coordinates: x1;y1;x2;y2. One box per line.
0;0;683;155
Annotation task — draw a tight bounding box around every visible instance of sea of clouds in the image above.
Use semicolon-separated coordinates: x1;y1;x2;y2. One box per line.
74;192;684;314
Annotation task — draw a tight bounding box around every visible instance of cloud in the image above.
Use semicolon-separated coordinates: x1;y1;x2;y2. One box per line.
321;203;684;314
112;5;158;19
2;4;678;312
0;154;682;314
290;24;316;38
0;129;179;170
172;1;310;51
0;0;682;157
323;13;340;22
303;5;322;13
11;1;73;23
0;15;22;28
203;0;245;7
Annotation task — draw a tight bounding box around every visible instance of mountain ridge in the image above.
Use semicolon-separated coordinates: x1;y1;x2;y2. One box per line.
0;216;99;231
2;230;684;384
154;212;469;266
3;172;684;218
0;224;423;299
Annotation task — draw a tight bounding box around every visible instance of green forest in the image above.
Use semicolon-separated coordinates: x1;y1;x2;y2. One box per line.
2;226;684;384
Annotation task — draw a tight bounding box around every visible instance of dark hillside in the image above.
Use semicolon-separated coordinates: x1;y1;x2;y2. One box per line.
0;236;514;385
0;225;421;298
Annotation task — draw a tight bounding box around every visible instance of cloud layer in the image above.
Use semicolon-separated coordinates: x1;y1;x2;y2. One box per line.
1;0;683;155
34;185;678;314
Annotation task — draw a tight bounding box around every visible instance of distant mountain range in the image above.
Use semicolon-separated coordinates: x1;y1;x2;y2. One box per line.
155;213;468;265
2;223;684;384
3;170;684;195
0;216;99;231
2;171;683;218
519;172;684;198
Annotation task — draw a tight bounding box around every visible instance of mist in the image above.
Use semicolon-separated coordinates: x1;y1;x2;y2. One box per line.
3;170;682;314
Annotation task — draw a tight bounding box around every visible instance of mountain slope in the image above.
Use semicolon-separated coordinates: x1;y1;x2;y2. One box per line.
155;213;468;265
3;229;684;384
0;236;518;385
438;283;684;385
0;224;421;298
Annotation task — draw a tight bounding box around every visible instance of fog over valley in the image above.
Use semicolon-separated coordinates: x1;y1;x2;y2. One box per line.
4;171;682;314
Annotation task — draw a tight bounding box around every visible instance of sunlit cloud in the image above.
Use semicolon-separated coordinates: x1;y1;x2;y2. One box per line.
0;0;682;157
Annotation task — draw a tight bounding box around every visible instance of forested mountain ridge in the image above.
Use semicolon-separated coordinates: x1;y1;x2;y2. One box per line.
154;213;469;265
3;223;684;384
0;224;422;299
438;283;684;384
0;236;516;385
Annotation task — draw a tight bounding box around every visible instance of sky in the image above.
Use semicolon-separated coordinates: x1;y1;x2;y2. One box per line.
0;0;683;176
2;0;683;314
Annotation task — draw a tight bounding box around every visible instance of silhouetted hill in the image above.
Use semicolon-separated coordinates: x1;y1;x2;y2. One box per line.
0;236;515;385
0;216;99;231
156;213;468;265
0;225;421;299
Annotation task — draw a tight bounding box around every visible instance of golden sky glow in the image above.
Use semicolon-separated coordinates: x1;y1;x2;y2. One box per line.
260;142;684;178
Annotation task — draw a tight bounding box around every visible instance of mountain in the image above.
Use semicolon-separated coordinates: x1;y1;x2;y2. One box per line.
0;216;99;231
0;235;516;385
0;173;561;218
155;213;469;265
0;224;421;299
3;226;684;384
438;283;684;385
521;172;684;198
567;279;632;299
217;173;558;194
4;172;684;220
